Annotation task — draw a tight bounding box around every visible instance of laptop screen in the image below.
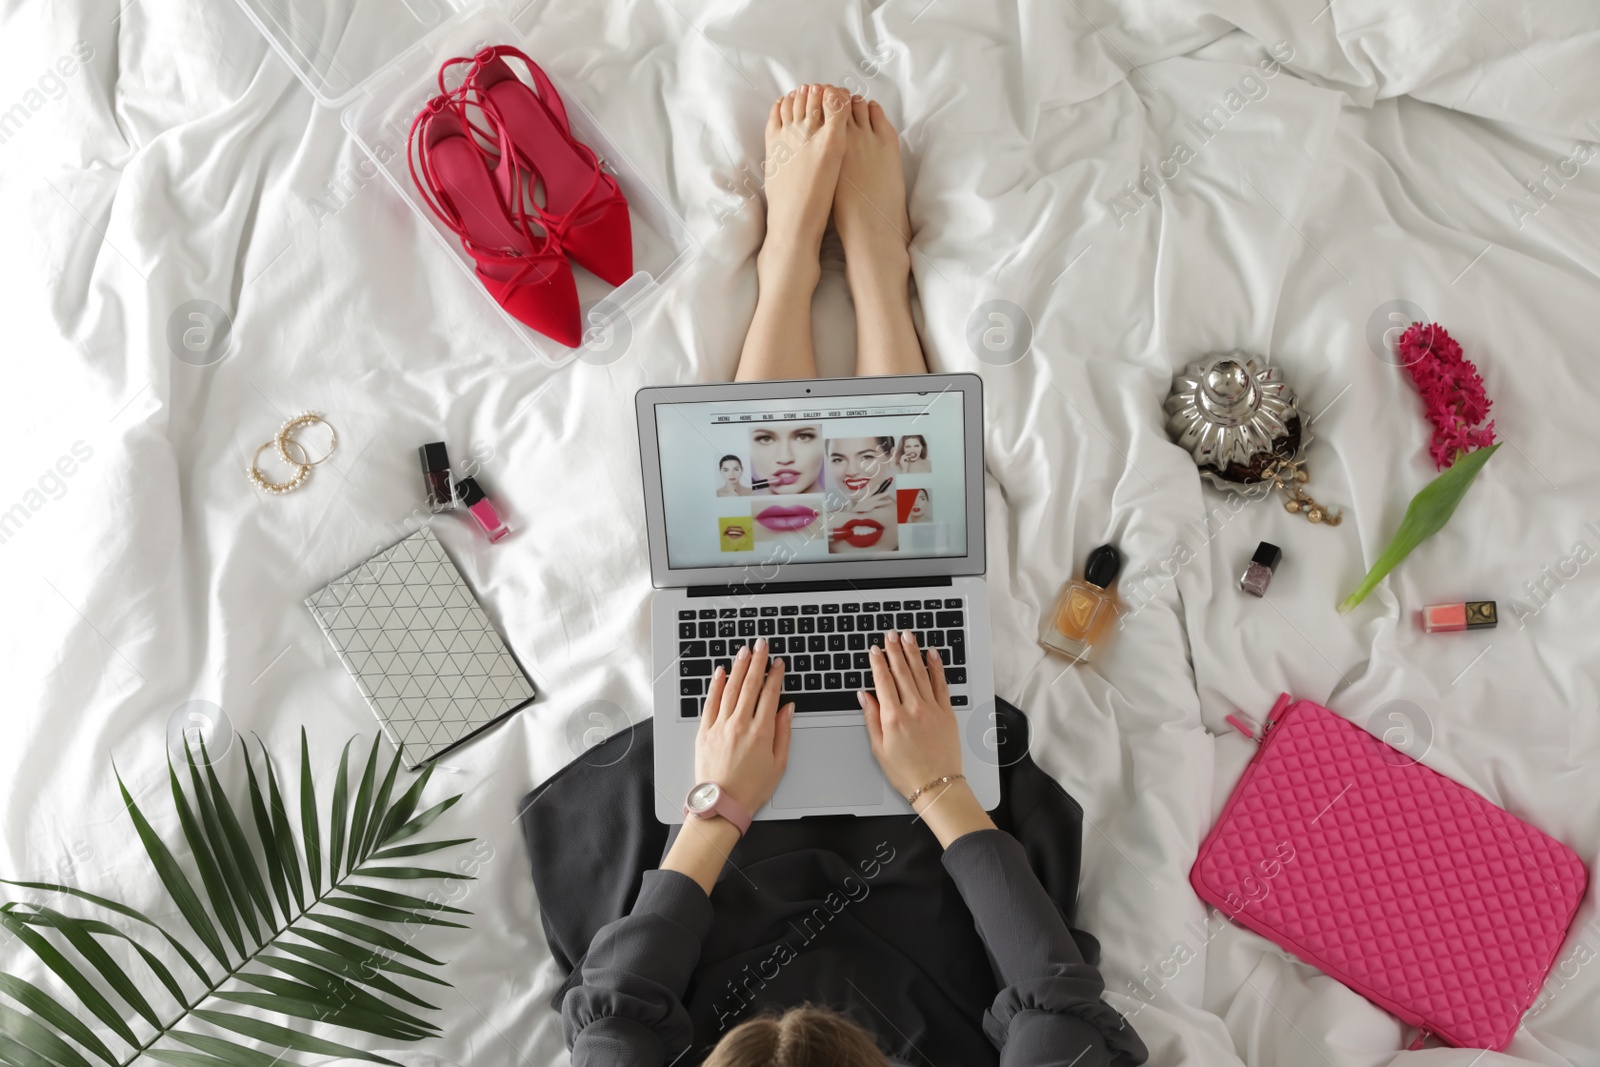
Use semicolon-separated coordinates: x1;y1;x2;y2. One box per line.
652;389;969;572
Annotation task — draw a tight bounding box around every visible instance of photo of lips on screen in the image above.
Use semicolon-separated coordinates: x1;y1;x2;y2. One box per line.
749;424;824;495
751;494;825;546
718;515;754;552
829;487;899;554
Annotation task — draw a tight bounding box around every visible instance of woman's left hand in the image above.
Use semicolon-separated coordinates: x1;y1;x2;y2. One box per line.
695;637;794;814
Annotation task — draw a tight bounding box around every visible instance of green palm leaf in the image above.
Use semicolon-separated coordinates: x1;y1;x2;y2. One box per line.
327;741;354;884
182;746;266;946
256;740;305;913
298;732;321;896
1;733;471;1067
0;973;119;1066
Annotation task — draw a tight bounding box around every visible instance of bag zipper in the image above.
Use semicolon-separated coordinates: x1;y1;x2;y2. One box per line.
1226;692;1293;746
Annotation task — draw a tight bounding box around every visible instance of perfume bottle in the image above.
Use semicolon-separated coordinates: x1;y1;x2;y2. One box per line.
1041;544;1122;662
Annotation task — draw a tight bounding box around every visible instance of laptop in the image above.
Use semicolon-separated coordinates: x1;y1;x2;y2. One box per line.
635;373;1000;822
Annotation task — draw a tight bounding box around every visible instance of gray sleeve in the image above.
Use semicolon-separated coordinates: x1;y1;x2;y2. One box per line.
561;868;713;1065
942;829;1148;1067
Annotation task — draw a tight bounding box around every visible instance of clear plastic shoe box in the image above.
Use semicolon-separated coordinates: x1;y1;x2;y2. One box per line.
232;0;695;365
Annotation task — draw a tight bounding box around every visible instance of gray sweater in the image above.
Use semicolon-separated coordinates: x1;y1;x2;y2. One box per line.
561;828;1147;1065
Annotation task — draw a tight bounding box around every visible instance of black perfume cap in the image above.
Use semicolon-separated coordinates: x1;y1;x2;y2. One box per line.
419;442;450;473
1251;541;1282;570
454;477;485;506
1084;544;1122;588
1465;601;1497;629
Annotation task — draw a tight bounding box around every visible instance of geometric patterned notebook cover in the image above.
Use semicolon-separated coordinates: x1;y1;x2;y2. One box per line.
306;527;536;769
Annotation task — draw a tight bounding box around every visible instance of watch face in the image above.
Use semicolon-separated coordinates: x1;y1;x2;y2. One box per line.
687;782;720;813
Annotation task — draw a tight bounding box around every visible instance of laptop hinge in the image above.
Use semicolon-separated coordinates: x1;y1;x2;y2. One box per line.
687;575;955;598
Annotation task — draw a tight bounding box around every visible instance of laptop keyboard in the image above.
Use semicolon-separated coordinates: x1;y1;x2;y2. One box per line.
676;598;969;718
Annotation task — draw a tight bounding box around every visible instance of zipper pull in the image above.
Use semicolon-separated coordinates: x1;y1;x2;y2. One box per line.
1226;694;1294;745
1226;712;1262;742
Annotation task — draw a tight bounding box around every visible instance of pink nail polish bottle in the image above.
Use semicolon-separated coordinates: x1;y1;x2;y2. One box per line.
454;477;509;543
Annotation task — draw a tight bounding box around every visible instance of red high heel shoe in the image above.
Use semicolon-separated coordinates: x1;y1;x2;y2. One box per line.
407;93;582;347
449;46;634;287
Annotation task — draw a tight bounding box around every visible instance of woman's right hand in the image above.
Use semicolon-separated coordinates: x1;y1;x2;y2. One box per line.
857;630;967;799
859;630;996;846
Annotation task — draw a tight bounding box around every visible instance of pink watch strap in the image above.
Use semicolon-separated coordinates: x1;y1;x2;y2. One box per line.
684;784;752;836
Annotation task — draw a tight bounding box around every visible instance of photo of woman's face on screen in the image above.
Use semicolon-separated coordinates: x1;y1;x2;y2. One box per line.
895;434;931;472
715;454;751;497
826;436;896;504
750;424;823;495
898;487;931;523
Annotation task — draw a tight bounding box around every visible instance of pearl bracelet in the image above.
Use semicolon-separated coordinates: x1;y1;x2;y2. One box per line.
246;411;337;496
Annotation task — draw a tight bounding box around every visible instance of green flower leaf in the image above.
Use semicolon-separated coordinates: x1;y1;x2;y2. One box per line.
1339;444;1500;613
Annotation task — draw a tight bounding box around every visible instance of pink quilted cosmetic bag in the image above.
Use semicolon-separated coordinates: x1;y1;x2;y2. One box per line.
1192;694;1588;1050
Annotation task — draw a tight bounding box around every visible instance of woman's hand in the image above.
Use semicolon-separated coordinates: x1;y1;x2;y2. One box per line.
695;637;794;815
859;630;995;847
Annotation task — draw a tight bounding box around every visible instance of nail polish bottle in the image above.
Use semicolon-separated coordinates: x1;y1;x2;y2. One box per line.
455;477;509;543
1239;542;1282;598
419;442;454;512
1421;600;1496;633
1040;544;1121;662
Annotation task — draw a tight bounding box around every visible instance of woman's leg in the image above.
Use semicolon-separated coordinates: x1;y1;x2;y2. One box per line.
834;98;928;376
734;85;850;382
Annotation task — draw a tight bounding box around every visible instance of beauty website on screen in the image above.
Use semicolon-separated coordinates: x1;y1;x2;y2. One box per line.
654;390;967;571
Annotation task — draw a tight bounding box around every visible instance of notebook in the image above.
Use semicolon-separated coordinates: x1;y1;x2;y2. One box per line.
306;527;536;768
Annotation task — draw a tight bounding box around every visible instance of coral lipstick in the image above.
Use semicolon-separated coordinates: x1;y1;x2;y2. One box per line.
836;518;885;548
755;504;818;532
767;469;801;487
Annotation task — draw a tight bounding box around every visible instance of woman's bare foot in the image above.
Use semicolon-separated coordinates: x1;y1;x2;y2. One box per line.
735;85;849;382
834;98;926;376
833;98;913;290
757;84;849;286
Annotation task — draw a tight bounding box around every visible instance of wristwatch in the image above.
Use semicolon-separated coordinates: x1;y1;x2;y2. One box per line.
683;781;752;836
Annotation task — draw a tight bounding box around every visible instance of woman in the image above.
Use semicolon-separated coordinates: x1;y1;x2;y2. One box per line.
827;436;896;502
562;85;1144;1066
895;434;931;472
749;425;824;494
716;455;752;497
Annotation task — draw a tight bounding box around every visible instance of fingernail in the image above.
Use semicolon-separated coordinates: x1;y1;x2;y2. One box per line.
714;666;725;679
856;690;867;705
901;630;915;642
885;629;897;641
737;645;750;660
870;645;882;657
775;656;786;670
929;647;941;662
756;636;768;651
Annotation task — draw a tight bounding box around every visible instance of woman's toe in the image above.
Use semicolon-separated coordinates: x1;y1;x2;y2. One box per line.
867;100;890;135
851;97;870;127
823;85;850;124
766;98;783;140
804;84;824;130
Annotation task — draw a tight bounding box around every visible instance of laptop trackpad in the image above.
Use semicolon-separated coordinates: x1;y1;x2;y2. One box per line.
771;726;884;810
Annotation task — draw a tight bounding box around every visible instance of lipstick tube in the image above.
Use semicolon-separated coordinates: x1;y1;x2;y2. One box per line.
1421;601;1497;633
455;477;509;543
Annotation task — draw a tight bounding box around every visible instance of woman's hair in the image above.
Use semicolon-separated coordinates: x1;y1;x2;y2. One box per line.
702;1006;889;1067
719;454;743;468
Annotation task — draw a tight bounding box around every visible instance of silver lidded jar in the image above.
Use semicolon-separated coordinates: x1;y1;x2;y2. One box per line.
1163;352;1302;489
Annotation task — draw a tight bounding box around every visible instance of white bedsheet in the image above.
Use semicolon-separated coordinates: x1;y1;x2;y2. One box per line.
3;0;1599;1064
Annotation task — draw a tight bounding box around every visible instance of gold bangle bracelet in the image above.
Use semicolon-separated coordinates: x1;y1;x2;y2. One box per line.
906;773;965;806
